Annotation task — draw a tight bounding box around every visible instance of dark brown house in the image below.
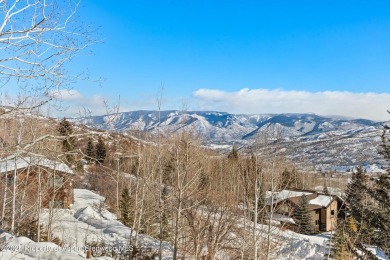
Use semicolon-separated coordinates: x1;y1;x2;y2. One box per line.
266;189;345;232
0;156;74;209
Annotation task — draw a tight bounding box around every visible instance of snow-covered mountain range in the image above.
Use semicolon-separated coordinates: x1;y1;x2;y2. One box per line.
72;110;389;171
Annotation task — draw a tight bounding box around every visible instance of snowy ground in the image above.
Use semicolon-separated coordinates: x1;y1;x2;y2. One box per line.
233;219;331;260
270;227;331;259
0;188;386;259
0;189;173;259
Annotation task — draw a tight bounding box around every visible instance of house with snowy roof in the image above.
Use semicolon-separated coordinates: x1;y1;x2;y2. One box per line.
0;155;74;209
266;189;345;232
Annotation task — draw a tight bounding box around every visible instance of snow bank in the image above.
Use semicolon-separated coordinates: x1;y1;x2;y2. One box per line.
0;188;173;259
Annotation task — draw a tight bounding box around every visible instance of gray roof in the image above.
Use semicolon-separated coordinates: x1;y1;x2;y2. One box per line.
266;189;336;208
266;190;313;205
0;156;74;175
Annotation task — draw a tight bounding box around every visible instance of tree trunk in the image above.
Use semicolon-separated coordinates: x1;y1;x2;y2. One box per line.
37;168;42;242
11;158;17;234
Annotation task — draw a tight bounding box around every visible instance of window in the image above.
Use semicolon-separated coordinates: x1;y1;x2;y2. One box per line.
315;220;319;225
7;175;14;184
331;210;335;217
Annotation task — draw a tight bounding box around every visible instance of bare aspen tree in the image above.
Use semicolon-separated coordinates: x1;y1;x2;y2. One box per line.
18;159;30;221
170;132;203;260
1;161;8;224
130;121;143;245
238;145;264;259
10;157;17;233
156;86;164;260
0;0;95;238
10;114;26;233
251;152;261;260
0;0;95;93
264;128;280;260
235;125;287;260
37;166;42;242
134;143;152;245
46;164;57;242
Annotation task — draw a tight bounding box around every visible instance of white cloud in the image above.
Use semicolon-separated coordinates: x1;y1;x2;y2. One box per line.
193;88;390;121
50;89;83;101
47;90;122;118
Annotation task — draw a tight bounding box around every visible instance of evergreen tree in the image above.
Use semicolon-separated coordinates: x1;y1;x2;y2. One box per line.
227;145;238;160
58;118;76;165
160;185;170;240
345;216;358;237
330;216;377;260
370;126;390;253
331;223;351;260
280;168;292;190
95;137;106;164
85;138;95;163
293;194;313;235
119;188;132;227
280;168;302;190
345;166;367;224
342;166;386;258
256;190;267;223
323;182;330;195
340;119;390;258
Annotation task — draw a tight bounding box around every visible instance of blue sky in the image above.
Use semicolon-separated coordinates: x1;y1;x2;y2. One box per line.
42;1;390;120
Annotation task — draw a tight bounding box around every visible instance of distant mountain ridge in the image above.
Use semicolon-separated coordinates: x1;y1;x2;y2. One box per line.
71;110;387;170
0;103;385;171
72;110;379;141
73;110;272;141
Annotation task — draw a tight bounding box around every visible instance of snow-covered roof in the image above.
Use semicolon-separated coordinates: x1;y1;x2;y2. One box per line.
309;195;333;207
266;189;338;209
266;190;313;205
0;156;73;175
269;213;296;224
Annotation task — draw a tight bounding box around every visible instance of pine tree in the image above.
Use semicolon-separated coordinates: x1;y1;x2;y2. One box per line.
280;168;292;190
332;114;390;258
280;168;302;190
85;138;95;163
344;217;358;256
331;223;351;260
293;194;313;235
370;126;390;254
58;118;76;166
227;145;238;160
341;119;390;258
323;182;330;195
95;137;106;164
160;185;170;240
345;166;367;224
345;216;358;236
330;216;372;260
119;188;132;227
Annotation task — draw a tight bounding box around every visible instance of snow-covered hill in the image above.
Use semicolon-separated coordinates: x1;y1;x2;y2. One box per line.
0;189;173;259
0;189;328;260
0;188;387;259
72;111;382;142
71;111;388;170
72;110;271;141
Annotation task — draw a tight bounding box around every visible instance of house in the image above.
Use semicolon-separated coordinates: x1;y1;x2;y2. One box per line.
0;155;74;209
266;189;345;232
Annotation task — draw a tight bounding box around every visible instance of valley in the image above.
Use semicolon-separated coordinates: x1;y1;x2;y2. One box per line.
73;110;388;172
